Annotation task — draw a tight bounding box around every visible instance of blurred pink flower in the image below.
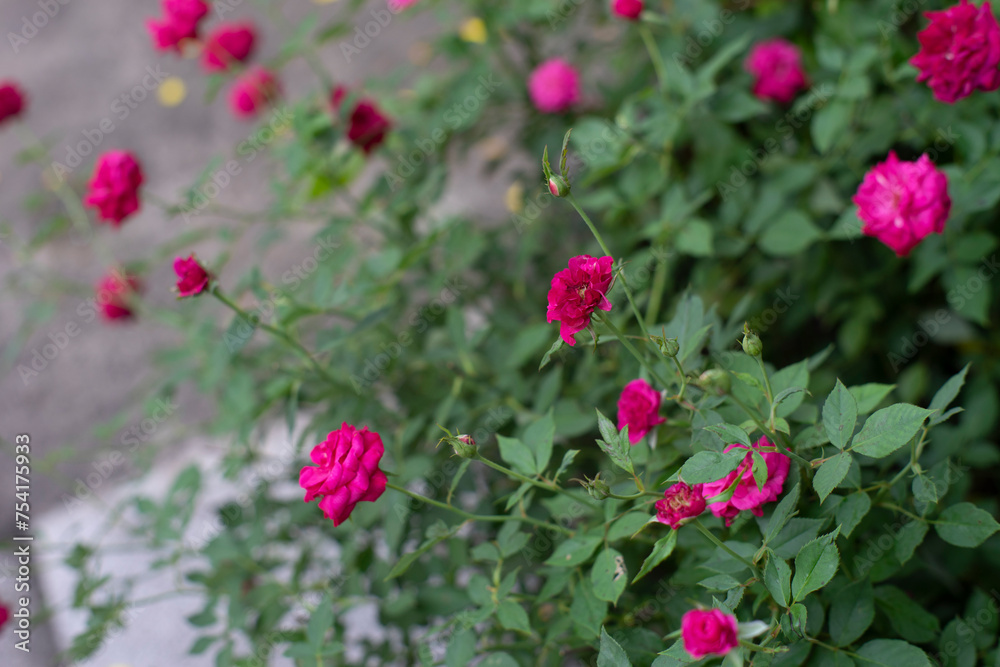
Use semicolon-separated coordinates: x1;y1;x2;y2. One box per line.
229;67;280;119
745;39;808;103
617;379;665;444
911;0;1000;103
528;58;580;113
84;151;144;225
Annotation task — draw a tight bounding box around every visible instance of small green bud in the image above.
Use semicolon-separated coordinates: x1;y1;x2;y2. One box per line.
450;434;478;459
650;335;679;358
548;175;571;198
741;324;763;357
581;473;611;501
698;368;731;395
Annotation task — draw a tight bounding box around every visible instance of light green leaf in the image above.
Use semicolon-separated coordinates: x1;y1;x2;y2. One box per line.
849;404;933;458
680;450;745;485
598;627;634;667
848;384;895;414
524;409;555;473
497;435;537;475
764;482;801;545
545;534;603;567
596;409;634;475
813;453;853;503
591;549;628;605
823;380;858;450
935;503;1000;548
704;423;752;447
497;600;531;634
792;530;840;602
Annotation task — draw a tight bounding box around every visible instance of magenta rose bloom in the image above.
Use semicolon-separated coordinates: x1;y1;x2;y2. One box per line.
911;0;1000;103
300;423;388;526
201;22;257;72
701;436;790;526
745;39;808;104
546;255;614;346
174;255;212;298
229;67;280;119
612;0;643;20
331;87;392;154
528;58;581;113
0;82;26;125
852;151;951;257
147;0;209;52
617;378;666;444
389;0;418;9
655;482;706;529
681;609;739;659
0;599;9;631
84;151;144;226
95;269;142;321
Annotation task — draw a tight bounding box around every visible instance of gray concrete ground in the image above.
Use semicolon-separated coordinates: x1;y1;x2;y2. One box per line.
0;1;522;664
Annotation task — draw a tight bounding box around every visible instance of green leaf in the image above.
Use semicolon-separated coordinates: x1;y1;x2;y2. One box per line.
479;653;521;667
849;384;895;414
829;579;874;647
523;409;555;473
555;449;579;482
836;492;871;538
760;211;823;256
680;450;745;484
764;550;792;608
596;409;634;475
539;337;565;370
814;453;853;503
591;549;628;605
894;521;928;565
497;435;537;476
792;530;841;602
545;534;603;567
875;585;940;643
849;404;933;458
676;218;714;257
928;364;970;425
570;578;606;639
497;600;532;634
306;595;335;647
855;640;931;667
446;629;476;667
704;423;752;447
935;503;1000;548
633;530;677;584
823;380;858;449
598;627;634;667
765;482;801;545
812;99;853;153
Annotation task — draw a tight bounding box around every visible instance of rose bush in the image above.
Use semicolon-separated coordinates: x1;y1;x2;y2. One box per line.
4;0;1000;666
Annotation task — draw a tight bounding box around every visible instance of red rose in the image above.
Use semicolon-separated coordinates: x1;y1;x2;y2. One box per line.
546;254;614;346
201;22;257;72
911;0;1000;103
229;67;280;119
95;269;143;321
331;87;392;154
745;39;809;104
617;378;666;444
681;609;739;659
174;254;212;297
612;0;643;20
147;0;209;52
0;81;26;125
655;482;706;529
83;151;144;226
299;423;388;526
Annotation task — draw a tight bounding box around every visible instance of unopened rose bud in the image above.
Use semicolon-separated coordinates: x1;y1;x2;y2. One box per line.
742;326;763;357
698;369;731;395
448;434;477;459
578;473;611;500
548;175;571;198
651;335;679;358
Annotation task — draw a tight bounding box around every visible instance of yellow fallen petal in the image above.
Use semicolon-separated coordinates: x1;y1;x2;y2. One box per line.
157;77;187;107
459;17;487;44
505;181;524;215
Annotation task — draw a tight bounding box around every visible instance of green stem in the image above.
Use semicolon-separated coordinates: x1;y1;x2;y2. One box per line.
210;287;344;391
693;519;761;578
755;356;775;426
670;356;688;402
639;25;669;92
475;455;599;511
645;255;669;327
386;482;574;535
598;313;672;390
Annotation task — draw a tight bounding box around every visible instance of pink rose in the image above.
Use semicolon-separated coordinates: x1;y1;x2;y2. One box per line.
617;378;666;444
174;255;212;297
95;269;143;321
229;67;280;119
146;0;209;52
300;423;388;526
546;255;614;346
0;599;9;631
745;39;808;104
852;151;951;257
681;609;739;659
331;87;392;154
655;482;705;529
389;0;418;9
0;81;26;125
911;0;1000;103
83;151;144;226
701;436;790;526
201;22;257;72
612;0;643;20
528;58;581;113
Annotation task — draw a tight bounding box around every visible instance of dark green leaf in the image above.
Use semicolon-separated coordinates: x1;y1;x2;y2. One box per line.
935;503;1000;547
814;453;853;503
823;380;858;450
850;404;932;458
